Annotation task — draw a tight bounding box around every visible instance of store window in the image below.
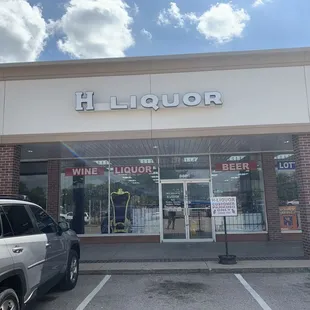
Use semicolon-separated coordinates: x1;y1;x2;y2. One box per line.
19;162;48;208
211;154;266;233
109;157;159;234
60;160;109;235
274;154;300;231
60;158;159;235
160;155;210;179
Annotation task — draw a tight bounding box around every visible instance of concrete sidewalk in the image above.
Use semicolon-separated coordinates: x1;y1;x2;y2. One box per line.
80;241;304;263
79;259;310;275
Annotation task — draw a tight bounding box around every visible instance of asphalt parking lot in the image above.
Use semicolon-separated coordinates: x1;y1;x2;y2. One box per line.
27;273;310;310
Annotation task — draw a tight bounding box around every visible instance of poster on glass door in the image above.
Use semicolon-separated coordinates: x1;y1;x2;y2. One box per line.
211;197;237;217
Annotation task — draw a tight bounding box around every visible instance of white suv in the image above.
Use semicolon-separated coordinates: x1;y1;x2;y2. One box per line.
0;196;80;310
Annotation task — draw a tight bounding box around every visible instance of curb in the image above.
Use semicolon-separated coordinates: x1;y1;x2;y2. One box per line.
209;267;310;274
79;267;310;275
80;256;306;263
79;269;210;275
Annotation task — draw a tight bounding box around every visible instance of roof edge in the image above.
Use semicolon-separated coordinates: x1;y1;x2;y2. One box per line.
1;47;310;81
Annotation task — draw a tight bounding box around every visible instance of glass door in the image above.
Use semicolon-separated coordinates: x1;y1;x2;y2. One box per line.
186;182;212;239
161;179;213;241
162;183;187;240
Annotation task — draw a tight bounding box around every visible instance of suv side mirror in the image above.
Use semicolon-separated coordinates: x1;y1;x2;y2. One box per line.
58;221;70;233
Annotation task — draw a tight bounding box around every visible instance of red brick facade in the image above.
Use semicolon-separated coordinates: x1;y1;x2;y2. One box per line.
216;233;268;242
0;145;21;195
47;160;60;221
293;134;310;257
262;153;282;241
80;235;160;244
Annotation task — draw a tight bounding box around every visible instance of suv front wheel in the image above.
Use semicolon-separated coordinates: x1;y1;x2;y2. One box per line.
59;250;79;291
0;288;20;310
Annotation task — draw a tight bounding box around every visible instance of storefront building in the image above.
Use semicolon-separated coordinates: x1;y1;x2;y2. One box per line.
1;48;310;255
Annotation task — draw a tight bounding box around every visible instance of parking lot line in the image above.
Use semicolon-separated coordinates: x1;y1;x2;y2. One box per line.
75;275;111;310
235;274;272;310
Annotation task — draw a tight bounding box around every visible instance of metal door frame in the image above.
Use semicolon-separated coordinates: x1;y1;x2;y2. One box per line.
159;179;215;242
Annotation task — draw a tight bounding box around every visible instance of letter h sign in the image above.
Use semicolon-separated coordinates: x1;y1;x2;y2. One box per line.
75;91;94;111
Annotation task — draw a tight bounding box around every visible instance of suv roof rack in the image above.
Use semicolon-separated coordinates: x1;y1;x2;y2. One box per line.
0;195;30;201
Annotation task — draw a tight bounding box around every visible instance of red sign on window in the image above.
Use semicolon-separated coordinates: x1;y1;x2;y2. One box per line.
114;165;153;174
215;161;257;171
65;167;105;176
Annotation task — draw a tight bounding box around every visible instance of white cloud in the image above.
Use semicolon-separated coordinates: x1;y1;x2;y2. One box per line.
133;3;139;15
56;0;134;59
196;3;250;43
0;0;48;63
253;0;264;6
157;2;185;28
157;2;249;44
140;28;152;41
253;0;272;7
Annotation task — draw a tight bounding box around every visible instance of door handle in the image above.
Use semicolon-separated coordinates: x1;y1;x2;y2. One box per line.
12;246;23;253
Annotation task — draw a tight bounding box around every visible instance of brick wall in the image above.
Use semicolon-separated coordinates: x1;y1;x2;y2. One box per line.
0;145;21;195
262;153;282;241
47;160;60;221
293;134;310;257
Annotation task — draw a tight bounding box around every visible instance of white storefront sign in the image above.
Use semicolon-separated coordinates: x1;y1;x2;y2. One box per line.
75;91;223;112
211;197;237;217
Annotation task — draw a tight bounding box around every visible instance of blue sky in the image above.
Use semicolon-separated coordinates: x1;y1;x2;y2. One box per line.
2;0;310;63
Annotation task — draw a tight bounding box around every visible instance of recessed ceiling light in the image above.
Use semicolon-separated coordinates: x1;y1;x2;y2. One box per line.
183;157;198;163
227;156;245;161
274;154;293;160
94;160;110;166
27;150;33;153
139;158;154;164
